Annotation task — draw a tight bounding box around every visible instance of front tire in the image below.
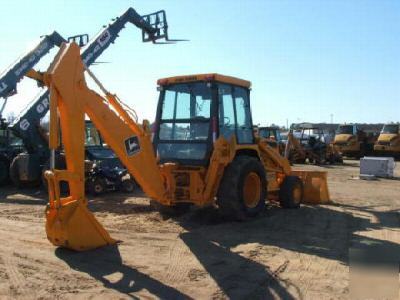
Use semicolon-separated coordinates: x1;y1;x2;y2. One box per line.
217;155;266;220
121;178;137;193
87;177;107;196
279;176;303;209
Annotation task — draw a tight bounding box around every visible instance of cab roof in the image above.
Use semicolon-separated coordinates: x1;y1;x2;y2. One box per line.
157;73;251;88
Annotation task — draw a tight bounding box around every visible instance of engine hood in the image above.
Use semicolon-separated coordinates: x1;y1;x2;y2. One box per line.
378;133;398;142
334;134;353;143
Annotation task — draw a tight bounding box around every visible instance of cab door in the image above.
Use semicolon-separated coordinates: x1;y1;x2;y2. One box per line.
218;84;254;144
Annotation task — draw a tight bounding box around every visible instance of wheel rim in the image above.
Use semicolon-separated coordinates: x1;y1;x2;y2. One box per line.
243;172;261;208
94;183;103;193
292;184;302;204
124;182;134;192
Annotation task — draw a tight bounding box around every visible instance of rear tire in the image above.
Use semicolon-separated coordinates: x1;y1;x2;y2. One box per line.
217;155;266;220
279;176;303;209
9;155;41;188
121;178;137;193
9;156;21;188
0;158;10;185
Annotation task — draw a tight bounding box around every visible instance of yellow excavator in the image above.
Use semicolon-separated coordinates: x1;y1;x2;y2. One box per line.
33;42;330;251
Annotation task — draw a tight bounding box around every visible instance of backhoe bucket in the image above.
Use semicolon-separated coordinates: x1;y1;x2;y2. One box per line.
291;170;330;204
45;171;116;251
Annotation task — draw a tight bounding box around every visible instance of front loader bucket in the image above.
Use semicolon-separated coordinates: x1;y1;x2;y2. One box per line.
45;171;116;251
291;170;330;204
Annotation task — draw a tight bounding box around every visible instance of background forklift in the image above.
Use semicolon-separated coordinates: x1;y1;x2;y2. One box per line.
6;7;172;187
0;31;86;185
0;119;24;184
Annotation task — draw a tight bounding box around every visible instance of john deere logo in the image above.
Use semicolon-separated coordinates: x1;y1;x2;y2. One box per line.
125;136;140;156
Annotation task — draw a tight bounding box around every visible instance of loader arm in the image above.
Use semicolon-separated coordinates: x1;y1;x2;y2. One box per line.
9;7;173;154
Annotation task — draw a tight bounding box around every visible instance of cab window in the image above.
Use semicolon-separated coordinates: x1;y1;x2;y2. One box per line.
234;87;253;144
218;84;236;140
218;84;254;144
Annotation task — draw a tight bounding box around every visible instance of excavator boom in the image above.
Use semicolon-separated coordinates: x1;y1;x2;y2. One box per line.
44;43;168;250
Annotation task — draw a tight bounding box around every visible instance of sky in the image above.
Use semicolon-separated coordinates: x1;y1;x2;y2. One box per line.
0;0;399;127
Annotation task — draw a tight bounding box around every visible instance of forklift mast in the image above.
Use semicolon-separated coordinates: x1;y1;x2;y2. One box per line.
9;8;172;155
0;32;66;102
0;32;71;118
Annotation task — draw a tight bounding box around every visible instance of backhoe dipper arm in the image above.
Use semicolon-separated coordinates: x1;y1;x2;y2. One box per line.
9;7;172;153
46;42;168;205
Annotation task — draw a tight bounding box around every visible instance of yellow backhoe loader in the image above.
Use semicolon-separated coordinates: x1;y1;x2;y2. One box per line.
33;42;330;251
285;124;342;165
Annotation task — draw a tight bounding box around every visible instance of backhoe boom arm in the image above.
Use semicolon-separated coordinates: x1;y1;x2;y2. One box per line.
46;42;168;204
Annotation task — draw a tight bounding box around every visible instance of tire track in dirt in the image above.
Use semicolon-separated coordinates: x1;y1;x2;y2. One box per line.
1;249;99;299
4;256;31;300
164;234;196;284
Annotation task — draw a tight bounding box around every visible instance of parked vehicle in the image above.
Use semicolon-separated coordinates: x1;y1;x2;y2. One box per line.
287;123;342;164
334;124;383;158
39;43;330;250
374;123;400;158
86;161;137;195
7;7;166;187
0;119;24;184
257;126;285;154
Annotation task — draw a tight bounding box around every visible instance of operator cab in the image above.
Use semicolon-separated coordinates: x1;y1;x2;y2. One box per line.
153;74;254;165
337;124;356;135
259;127;282;143
381;124;399;134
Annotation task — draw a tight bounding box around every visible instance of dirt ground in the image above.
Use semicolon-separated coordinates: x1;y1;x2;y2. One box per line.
0;160;398;299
